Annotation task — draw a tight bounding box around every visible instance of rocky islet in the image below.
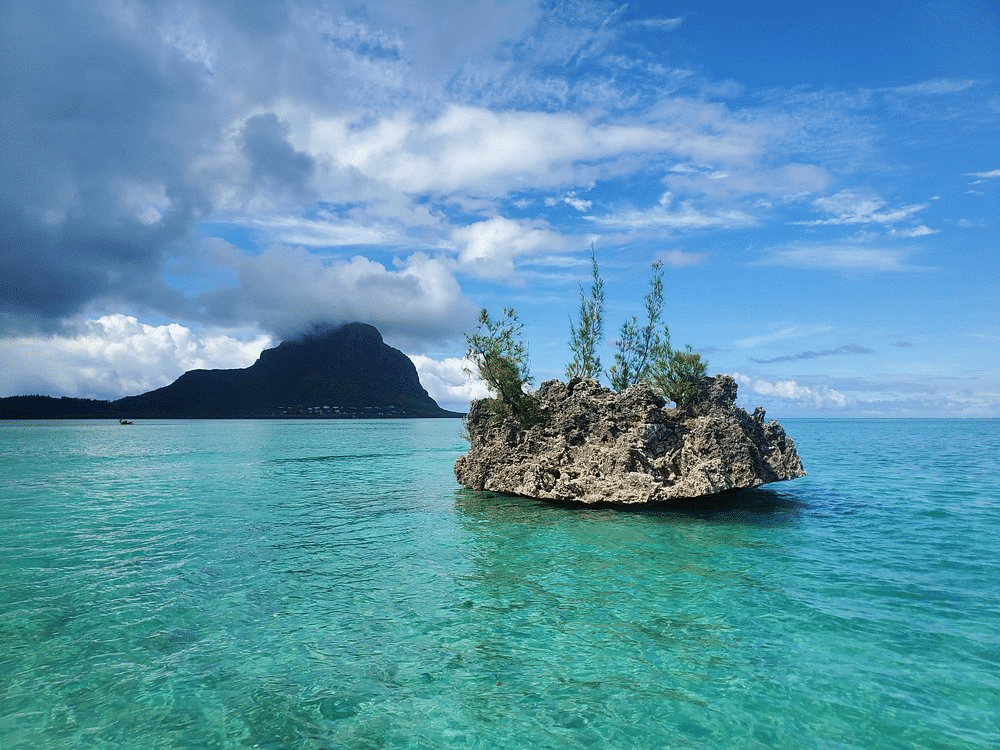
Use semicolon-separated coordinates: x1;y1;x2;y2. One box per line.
455;374;805;505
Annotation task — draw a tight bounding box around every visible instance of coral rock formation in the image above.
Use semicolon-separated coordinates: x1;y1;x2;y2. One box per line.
455;375;805;505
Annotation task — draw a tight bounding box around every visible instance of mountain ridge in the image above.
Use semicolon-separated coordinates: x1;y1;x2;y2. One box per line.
0;322;462;419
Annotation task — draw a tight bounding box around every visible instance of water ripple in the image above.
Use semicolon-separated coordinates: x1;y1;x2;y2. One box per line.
0;418;997;748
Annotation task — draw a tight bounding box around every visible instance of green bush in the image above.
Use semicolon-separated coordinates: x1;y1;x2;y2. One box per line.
464;307;543;427
650;345;708;409
575;251;710;406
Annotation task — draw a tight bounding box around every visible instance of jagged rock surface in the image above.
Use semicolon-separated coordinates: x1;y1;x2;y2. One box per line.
454;375;805;505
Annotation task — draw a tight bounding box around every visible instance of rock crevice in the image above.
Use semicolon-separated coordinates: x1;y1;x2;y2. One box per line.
455;375;805;505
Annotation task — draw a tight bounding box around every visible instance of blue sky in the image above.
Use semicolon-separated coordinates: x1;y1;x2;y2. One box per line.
1;0;997;416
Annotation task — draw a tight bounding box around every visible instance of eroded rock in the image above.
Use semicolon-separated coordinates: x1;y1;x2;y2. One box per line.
454;375;805;505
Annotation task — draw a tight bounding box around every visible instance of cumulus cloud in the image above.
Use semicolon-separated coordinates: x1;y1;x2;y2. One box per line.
0;0;222;332
305;104;688;196
732;373;849;410
0;315;270;400
2;0;988;417
451;216;572;279
0;0;811;343
408;355;488;410
0;1;553;336
240;113;316;197
198;245;477;346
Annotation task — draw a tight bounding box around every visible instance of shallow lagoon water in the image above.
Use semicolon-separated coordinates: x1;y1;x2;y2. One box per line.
1;418;998;748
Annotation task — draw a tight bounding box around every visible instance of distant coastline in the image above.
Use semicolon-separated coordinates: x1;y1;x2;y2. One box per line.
0;394;462;419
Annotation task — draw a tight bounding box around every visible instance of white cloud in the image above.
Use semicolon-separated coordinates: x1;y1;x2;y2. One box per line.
964;168;1000;180
735;325;833;349
408;355;488;410
544;192;593;212
563;193;592;213
732;372;849;410
236;213;405;247
201;245;476;345
890;79;976;96
296;96;780;202
754;243;927;272
450;216;572;279
793;190;927;226
305;105;674;196
664;162;831;201
0;315;271;400
636;18;684;31
659;249;706;268
591;192;756;231
890;224;938;238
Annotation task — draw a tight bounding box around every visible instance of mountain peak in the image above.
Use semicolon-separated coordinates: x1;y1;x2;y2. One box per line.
116;321;460;418
1;322;462;419
290;321;384;346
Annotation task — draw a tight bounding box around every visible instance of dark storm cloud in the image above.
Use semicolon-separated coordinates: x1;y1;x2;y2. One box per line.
0;0;534;341
0;0;348;334
241;114;316;195
193;246;475;350
0;0;215;331
750;343;874;364
0;204;193;332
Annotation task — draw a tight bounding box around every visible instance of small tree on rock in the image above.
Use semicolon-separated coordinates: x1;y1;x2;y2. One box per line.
608;260;670;391
650;344;709;409
600;258;710;407
464;307;542;426
566;243;605;381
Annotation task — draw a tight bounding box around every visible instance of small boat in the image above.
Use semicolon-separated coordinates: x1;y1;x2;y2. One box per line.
119;419;134;425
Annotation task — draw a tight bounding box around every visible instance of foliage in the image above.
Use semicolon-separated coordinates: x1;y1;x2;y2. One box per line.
650;345;709;409
568;252;710;406
607;260;670;391
464;307;543;426
464;249;711;425
565;243;605;381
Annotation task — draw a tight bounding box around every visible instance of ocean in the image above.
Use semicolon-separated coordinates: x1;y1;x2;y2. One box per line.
1;418;997;749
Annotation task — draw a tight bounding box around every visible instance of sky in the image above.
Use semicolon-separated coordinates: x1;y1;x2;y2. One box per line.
1;0;997;417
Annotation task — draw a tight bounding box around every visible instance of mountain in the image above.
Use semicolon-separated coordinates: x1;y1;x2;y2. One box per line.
0;323;462;419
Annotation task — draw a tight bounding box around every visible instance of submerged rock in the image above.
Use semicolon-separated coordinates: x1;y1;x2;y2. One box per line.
454;375;805;505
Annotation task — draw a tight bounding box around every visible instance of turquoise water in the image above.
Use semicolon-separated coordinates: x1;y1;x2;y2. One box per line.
1;418;998;749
